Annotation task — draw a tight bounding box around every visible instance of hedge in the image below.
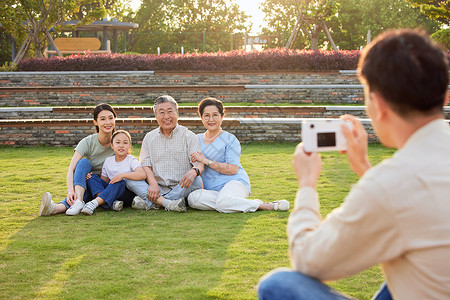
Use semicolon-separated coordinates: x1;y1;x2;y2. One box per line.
17;48;361;71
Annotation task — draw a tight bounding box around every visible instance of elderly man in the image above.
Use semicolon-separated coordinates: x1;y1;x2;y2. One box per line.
127;95;203;212
258;29;450;299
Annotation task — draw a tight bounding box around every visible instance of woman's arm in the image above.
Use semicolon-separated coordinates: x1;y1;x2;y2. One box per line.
190;152;239;175
109;166;147;184
66;151;83;205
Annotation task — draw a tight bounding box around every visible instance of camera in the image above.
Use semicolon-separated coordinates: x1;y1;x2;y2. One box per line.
302;119;353;152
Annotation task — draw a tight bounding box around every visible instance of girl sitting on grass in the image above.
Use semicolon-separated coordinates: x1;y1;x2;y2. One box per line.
81;130;147;215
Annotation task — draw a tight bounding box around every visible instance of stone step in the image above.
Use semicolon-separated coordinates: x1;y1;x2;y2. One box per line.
0;105;371;119
1;106;449;120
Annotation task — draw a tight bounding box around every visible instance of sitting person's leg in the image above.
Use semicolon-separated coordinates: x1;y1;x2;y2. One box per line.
372;282;392;300
258;268;353;300
82;177;126;215
40;158;92;216
216;180;260;213
164;176;203;200
187;189;219;211
124;179;154;209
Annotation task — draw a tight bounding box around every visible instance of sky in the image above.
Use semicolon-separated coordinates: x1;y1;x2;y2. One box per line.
128;0;265;34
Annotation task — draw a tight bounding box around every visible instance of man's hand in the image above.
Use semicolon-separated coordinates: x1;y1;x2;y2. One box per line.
147;183;160;202
340;115;371;177
179;169;197;189
292;143;322;189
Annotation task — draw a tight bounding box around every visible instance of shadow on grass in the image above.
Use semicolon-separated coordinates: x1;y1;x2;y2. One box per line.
0;208;265;299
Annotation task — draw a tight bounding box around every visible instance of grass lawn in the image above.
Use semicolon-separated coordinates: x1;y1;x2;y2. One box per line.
0;143;395;299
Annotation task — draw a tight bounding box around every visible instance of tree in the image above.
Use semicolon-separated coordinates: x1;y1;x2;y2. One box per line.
406;0;449;25
329;0;441;50
130;0;249;54
260;0;339;50
0;0;124;62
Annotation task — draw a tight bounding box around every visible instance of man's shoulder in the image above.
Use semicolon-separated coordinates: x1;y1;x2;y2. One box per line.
143;128;160;140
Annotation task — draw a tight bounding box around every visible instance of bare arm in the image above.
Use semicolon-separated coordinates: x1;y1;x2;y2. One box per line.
190;152;238;175
109;166;147;184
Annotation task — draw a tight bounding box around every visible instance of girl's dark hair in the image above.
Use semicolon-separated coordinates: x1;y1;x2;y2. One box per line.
198;97;225;116
93;103;117;133
111;130;132;154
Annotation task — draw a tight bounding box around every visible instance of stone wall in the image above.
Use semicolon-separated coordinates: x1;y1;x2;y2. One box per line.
0;71;366;106
0;118;380;147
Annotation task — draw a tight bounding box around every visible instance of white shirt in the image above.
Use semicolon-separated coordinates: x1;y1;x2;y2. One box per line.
102;154;141;179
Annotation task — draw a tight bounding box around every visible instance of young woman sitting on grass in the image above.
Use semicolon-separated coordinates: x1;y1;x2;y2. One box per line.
81;130;147;215
188;97;290;213
39;103;130;216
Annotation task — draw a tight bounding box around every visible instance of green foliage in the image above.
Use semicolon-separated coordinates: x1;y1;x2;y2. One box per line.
260;0;339;49
431;28;450;49
0;32;12;65
261;0;441;50
129;0;249;53
0;0;126;60
329;0;441;50
0;62;18;72
406;0;450;25
0;144;391;299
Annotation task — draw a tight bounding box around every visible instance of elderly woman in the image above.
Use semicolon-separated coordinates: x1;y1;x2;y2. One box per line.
188;97;290;213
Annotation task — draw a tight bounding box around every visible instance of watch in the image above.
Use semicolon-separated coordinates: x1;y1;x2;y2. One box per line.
192;167;200;176
208;160;213;166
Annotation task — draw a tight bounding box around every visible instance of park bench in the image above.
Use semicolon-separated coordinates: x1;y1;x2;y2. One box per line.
43;37;111;57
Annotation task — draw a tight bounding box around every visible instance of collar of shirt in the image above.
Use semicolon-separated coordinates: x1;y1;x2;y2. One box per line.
157;123;180;139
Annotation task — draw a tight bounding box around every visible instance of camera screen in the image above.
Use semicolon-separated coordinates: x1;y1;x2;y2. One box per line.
317;132;336;147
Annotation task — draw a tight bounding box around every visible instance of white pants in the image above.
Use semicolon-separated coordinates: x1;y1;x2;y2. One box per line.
187;180;261;213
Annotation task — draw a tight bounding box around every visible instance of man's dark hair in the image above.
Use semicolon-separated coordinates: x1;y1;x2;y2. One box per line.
358;29;448;118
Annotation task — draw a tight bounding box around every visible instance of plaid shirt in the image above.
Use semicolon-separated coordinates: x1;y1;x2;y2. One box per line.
140;124;201;194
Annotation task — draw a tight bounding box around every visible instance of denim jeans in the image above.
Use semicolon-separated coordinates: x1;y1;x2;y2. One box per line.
87;174;126;207
257;268;392;300
60;158;93;209
126;175;203;204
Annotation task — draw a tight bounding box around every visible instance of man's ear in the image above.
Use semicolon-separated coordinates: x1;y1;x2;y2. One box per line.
370;92;390;121
444;91;449;106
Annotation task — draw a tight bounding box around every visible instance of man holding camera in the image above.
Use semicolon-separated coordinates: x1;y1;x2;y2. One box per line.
258;29;450;299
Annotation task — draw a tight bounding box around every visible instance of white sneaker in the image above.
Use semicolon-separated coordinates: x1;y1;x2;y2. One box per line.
81;201;98;216
132;195;148;210
39;192;56;216
111;200;123;212
165;198;187;213
66;199;84;216
272;200;290;211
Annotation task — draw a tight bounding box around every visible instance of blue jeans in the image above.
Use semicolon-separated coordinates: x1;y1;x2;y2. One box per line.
125;175;203;204
257;268;392;300
87;174;126;207
60;158;93;209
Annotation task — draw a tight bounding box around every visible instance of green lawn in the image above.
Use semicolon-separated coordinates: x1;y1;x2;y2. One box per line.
0;143;395;299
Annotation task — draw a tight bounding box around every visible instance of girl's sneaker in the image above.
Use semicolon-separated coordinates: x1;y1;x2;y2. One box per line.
111;201;123;212
81;200;98;216
66;199;84;216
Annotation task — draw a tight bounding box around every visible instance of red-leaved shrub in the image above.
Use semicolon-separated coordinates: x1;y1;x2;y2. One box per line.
18;48;363;71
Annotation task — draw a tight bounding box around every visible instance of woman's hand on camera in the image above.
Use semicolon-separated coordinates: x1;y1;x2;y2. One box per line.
340;115;371;177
